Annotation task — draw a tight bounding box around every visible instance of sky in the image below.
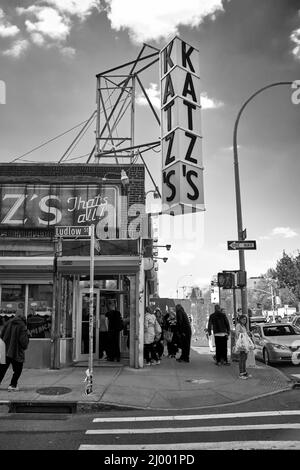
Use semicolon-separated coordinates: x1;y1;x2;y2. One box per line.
0;0;300;298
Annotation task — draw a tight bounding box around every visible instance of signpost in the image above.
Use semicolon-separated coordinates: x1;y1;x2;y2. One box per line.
87;224;95;395
227;240;256;250
55;225;95;394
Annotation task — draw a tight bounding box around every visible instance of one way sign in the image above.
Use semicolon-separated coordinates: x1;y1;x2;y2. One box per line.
227;240;257;250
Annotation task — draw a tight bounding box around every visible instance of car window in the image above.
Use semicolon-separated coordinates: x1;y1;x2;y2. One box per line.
263;325;299;336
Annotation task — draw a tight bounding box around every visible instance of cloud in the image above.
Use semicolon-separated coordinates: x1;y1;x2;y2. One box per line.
18;6;71;42
136;83;223;111
3;39;30;58
260;227;298;240
290;27;300;60
45;0;101;20
0;8;20;37
104;0;225;43
10;1;101;57
201;92;224;109
60;46;76;58
136;83;160;109
271;227;298;239
172;251;195;266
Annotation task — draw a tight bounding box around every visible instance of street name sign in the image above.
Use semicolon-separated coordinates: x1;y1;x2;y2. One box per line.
55;225;91;238
227;240;256;250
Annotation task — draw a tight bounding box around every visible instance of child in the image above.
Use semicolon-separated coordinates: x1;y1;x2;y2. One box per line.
235;314;252;379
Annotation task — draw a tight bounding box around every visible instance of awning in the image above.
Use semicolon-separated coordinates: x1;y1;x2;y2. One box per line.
57;256;140;274
0;257;54;282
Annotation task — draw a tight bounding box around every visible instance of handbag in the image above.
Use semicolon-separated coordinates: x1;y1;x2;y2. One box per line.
234;332;254;353
164;330;173;343
0;338;6;364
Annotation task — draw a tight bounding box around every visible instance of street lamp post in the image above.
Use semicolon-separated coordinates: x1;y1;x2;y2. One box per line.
233;81;293;328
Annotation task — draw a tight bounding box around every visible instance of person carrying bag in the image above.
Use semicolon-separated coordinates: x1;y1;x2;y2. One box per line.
234;314;254;380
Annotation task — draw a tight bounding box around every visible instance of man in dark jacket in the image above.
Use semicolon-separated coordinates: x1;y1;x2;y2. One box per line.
105;301;123;362
207;304;230;366
175;304;192;363
0;311;30;391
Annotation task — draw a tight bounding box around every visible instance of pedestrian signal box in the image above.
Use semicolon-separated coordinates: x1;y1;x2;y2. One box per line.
217;272;234;289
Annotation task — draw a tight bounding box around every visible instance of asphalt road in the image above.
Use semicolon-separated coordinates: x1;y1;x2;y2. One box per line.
0;389;300;453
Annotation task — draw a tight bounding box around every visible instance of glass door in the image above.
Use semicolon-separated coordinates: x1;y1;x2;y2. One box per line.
78;289;100;361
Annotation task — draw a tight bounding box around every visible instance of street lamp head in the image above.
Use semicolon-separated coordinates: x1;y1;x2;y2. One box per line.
165;244;171;251
163;257;168;263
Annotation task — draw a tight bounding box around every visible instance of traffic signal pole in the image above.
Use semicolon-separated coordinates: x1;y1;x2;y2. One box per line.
233;81;293;332
233;111;248;327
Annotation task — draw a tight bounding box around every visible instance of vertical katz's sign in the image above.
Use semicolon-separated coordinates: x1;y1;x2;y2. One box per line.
160;37;205;214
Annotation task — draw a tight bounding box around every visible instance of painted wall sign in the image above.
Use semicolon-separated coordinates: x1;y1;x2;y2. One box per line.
160;36;205;215
0;184;118;230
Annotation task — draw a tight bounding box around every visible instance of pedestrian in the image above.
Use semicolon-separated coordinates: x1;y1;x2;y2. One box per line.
0;310;30;391
235;314;253;379
175;304;192;363
153;308;164;359
105;301;123;362
163;309;178;358
99;311;109;360
144;306;160;366
207;304;230;366
204;316;216;361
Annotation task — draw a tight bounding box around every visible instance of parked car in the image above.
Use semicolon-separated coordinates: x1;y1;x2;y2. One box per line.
251;322;300;365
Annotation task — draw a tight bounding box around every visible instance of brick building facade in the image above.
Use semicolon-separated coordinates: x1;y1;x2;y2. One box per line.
0;163;155;369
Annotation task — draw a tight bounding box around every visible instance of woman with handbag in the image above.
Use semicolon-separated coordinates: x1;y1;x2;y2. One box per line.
235;314;254;379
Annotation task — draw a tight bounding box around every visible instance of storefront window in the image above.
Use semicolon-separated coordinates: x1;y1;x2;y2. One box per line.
0;285;25;325
79;275;119;290
122;275;136;349
27;285;53;338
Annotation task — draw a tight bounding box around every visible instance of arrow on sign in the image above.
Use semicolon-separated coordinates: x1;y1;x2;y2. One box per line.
227;240;256;250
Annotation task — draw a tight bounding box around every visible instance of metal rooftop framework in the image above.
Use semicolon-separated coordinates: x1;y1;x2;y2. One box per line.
87;43;161;165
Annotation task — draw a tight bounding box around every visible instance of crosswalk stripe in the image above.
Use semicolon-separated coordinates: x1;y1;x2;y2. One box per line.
79;441;300;450
93;410;300;423
86;423;300;434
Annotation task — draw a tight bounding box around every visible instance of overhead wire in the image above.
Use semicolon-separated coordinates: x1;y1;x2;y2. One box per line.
59;112;96;163
9;117;94;163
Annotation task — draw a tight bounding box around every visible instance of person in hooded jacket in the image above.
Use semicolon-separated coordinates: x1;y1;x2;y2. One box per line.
0;311;30;391
207;304;230;366
175;304;192;363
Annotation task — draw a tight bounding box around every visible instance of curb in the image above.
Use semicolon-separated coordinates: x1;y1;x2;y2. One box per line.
0;386;293;415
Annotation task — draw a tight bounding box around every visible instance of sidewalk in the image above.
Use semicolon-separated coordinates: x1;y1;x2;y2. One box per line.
0;346;293;414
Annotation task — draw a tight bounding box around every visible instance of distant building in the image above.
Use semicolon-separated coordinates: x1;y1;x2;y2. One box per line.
248;277;264;290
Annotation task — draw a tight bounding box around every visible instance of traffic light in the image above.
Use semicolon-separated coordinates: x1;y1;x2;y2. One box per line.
218;272;234;289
